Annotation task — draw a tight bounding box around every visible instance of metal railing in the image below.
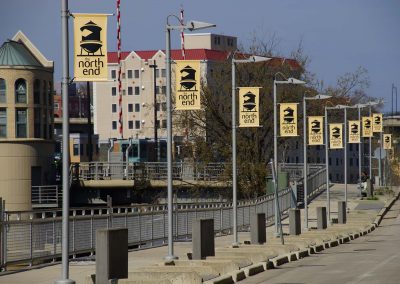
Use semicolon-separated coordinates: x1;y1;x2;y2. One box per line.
0;187;293;270
73;162;229;182
280;163;325;181
31;186;62;208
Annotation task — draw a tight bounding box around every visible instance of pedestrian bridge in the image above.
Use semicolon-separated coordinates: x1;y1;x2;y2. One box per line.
71;162;231;188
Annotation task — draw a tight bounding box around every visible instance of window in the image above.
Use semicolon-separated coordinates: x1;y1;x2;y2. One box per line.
350;144;353;151
15;79;27;103
134;70;140;78
111;70;116;79
156;69;160;78
16;109;27;138
80;144;84;155
161;102;167;111
128;86;133;95
34;109;41;138
156;120;160;129
112;121;117;130
161;69;166;77
317;157;320;163
156;103;160;111
128;120;133;129
127;70;132;79
112;104;117;113
112;87;117;96
73;144;79;156
161;86;166;94
135;103;140;112
329;157;332;166
0;108;6;137
350;158;353;166
48;81;52;105
0;78;6;103
135;120;140;129
295;156;299;163
128;104;133;112
336;158;339;166
33;80;40;104
336;174;340;181
161;119;167;128
134;86;140;95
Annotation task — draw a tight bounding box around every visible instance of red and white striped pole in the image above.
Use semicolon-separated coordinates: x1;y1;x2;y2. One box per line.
180;6;185;60
117;0;123;138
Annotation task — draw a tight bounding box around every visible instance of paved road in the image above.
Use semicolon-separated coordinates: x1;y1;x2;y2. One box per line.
241;199;400;284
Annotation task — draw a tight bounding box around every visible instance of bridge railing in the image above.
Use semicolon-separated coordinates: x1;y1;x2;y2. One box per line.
280;163;325;181
72;162;229;182
0;187;292;270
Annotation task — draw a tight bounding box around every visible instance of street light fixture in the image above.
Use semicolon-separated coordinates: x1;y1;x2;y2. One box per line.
231;53;270;247
165;16;215;260
273;73;305;235
303;94;331;230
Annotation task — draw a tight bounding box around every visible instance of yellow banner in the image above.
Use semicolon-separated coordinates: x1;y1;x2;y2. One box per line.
383;134;392;150
238;87;260;127
329;123;343;149
308;116;324;145
175;60;201;110
372;113;383;132
348;120;360;143
280;103;298;137
74;14;108;81
362;117;373;137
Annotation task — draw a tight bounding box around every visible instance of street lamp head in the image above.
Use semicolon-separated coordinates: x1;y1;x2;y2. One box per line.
287;77;306;85
186;20;216;31
249;55;271;63
314;94;331;100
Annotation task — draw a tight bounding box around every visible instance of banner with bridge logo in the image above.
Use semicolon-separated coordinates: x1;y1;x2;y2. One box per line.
73;14;108;81
362;117;373;137
280;103;298;136
348;120;360;143
383;134;392;149
329;123;343;149
238;87;261;127
308;116;324;145
175;60;201;110
372;113;383;132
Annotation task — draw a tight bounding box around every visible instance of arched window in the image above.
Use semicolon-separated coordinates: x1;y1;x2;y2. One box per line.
0;78;6;103
15;78;27;103
34;79;40;104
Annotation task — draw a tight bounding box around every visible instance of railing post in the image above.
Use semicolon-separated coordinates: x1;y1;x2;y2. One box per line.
72;210;76;258
52;212;56;262
29;214;33;266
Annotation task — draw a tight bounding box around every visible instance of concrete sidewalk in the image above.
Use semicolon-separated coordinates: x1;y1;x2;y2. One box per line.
0;184;397;284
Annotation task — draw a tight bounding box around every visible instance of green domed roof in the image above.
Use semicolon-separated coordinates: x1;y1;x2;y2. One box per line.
0;40;42;67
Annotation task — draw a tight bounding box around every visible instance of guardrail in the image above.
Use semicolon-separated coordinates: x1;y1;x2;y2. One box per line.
0;188;293;270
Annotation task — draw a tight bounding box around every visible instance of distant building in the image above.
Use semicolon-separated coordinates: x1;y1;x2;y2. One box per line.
0;31;55;211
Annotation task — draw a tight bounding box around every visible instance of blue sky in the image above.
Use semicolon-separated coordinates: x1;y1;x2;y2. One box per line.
1;0;399;112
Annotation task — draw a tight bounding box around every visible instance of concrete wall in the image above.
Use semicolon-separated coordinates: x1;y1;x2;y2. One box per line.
0;141;55;211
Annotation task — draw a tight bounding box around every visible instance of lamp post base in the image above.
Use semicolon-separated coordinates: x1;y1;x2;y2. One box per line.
164;255;179;261
54;279;75;284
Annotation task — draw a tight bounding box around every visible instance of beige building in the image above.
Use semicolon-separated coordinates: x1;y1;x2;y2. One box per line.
0;31;55;211
92;33;235;144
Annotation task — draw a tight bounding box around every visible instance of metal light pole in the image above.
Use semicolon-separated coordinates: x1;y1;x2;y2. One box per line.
303;94;330;230
273;75;305;235
324;107;330;223
149;61;159;161
55;0;75;283
231;54;270;246
165;17;215;260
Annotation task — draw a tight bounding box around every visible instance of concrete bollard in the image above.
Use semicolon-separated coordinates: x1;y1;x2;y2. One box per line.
338;201;347;224
96;228;128;284
289;209;301;235
316;207;327;230
192;218;215;260
250;213;266;244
